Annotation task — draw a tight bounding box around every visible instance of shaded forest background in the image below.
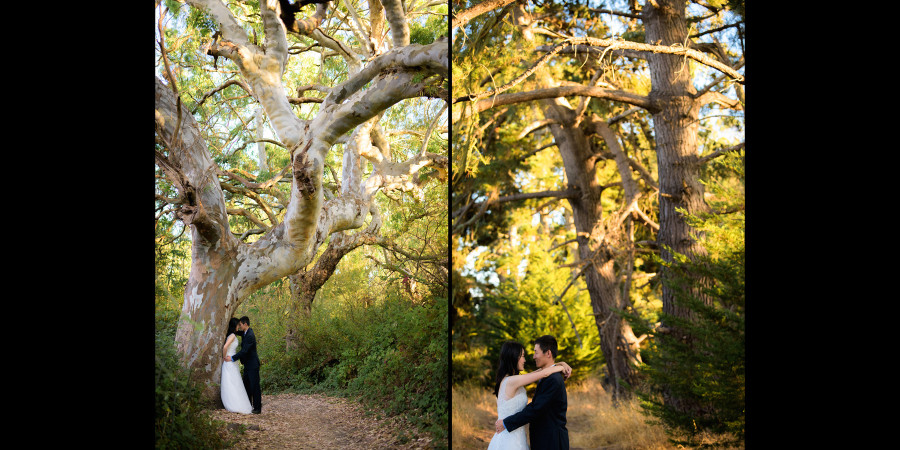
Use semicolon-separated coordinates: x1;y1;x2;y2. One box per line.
157;223;448;447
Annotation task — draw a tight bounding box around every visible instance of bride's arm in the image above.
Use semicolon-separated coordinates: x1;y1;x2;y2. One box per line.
223;334;235;359
504;364;566;398
555;361;573;379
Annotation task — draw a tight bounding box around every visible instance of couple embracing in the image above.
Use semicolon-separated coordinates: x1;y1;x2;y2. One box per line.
221;316;262;415
489;335;571;450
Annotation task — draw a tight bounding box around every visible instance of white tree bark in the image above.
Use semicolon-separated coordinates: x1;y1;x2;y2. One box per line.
255;107;269;173
159;0;448;399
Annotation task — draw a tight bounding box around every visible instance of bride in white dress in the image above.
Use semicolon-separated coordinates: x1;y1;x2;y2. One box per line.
488;341;571;449
221;317;253;414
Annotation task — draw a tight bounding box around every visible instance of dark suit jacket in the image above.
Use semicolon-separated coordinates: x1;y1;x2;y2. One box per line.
232;328;260;369
503;371;568;449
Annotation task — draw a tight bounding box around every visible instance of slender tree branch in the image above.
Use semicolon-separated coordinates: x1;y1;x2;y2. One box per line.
498;188;580;203
608;107;642;125
288;96;325;104
419;102;448;156
517;119;558;139
219;181;281;225
696;91;743;110
533;35;744;82
589;8;644;20
698;142;744;165
454;85;656;123
452;0;517;30
192;79;255;113
296;83;332;96
452;188;580;232
227;207;271;231
375;236;444;263
453;38;578;104
691;21;743;39
549;238;578;251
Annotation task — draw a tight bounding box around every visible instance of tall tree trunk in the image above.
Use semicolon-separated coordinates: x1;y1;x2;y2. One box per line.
545;103;641;402
645;0;712;325
644;0;713;414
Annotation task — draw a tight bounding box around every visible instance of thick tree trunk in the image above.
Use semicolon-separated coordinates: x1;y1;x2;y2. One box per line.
644;0;712;323
545;103;642;402
644;0;714;415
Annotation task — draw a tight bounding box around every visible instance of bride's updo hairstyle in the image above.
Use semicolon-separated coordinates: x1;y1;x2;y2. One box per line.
493;341;526;397
225;317;240;343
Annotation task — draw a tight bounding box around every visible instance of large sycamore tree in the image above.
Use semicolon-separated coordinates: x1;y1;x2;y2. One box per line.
155;0;448;401
452;0;743;402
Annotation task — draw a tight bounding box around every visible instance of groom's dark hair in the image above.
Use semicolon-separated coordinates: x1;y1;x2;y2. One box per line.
240;316;250;325
534;335;558;358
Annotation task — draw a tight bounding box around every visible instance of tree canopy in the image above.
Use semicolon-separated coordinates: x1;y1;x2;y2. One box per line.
155;0;449;400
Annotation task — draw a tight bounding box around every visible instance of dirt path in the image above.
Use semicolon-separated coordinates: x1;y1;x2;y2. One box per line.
208;393;437;449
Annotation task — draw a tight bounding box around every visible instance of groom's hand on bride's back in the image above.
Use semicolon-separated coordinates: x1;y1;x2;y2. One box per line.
495;418;505;434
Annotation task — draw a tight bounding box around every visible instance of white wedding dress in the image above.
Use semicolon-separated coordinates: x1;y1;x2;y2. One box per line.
487;376;528;450
221;333;253;414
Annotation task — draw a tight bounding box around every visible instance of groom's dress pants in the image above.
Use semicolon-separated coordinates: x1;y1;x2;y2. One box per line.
243;367;262;411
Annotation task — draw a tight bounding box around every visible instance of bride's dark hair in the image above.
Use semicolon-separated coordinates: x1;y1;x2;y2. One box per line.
493;341;525;397
225;317;240;343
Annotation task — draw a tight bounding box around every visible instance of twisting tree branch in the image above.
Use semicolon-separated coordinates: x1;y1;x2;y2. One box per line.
452;188;581;233
192;79;255;113
454;34;743;108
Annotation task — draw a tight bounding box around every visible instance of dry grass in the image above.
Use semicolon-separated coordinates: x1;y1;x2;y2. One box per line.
452;376;678;450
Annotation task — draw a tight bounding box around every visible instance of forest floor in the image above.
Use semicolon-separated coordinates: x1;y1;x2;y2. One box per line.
207;392;437;449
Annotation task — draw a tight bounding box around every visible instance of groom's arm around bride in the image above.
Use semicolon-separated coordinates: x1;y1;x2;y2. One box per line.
500;370;569;449
229;327;256;364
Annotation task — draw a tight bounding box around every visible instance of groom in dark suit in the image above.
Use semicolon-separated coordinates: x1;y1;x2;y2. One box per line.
496;335;568;449
226;316;262;414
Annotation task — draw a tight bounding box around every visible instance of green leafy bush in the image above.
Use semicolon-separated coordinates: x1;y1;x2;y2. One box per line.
478;244;603;388
628;152;745;448
156;309;230;449
283;294;449;445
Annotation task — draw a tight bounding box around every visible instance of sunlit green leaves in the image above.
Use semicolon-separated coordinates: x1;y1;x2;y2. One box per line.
410;4;448;45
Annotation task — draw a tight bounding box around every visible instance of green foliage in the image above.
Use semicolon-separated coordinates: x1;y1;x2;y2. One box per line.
628;153;745;448
474;234;603;389
278;294;449;445
156;307;234;449
409;6;448;45
229;250;448;446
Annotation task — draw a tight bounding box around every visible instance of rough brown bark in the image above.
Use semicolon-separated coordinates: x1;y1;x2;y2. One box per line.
644;0;712;321
644;0;715;416
544;102;642;402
